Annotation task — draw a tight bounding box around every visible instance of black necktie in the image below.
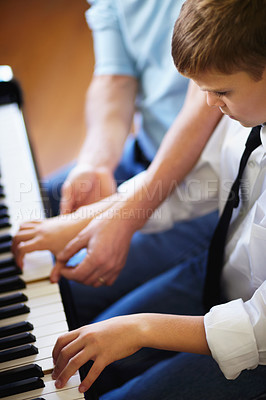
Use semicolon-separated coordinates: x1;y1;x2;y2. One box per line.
203;125;262;311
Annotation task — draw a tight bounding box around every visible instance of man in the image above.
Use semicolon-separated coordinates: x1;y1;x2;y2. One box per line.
14;0;221;326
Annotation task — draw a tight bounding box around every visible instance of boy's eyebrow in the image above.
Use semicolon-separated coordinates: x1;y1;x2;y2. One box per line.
200;86;230;93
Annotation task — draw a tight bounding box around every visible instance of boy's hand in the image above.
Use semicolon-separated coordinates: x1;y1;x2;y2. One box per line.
52;315;143;393
12;210;94;268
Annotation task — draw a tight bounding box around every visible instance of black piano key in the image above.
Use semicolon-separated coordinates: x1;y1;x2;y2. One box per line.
0;321;33;338
0;363;43;385
0;292;28;308
0;303;30;320
0;204;7;211
0;240;12;254
0;234;12;244
0;265;21;279
0;187;4;199
0;276;25;293
0;376;44;398
0;343;38;363
0;332;36;351
0;257;16;269
0;217;11;229
0;209;9;219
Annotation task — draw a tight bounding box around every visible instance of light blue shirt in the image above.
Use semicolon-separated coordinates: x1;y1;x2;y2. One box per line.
86;0;188;160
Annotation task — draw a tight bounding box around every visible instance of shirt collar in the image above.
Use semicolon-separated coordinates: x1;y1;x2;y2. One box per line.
260;124;266;153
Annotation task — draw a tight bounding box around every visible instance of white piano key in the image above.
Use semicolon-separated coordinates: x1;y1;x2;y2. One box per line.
0;279;60;300
0;227;11;237
27;302;64;319
0;330;66;354
0;251;12;261
0;372;84;400
0;249;53;282
22;251;54;283
33;320;69;339
0;309;66;328
27;292;62;308
0;344;54;371
24;281;60;298
34;332;65;350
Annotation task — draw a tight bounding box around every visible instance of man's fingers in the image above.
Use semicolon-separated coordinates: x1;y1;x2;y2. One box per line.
60;183;74;215
87;267;118;287
59;254;94;283
50;228;91;283
50;260;65;283
57;229;90;263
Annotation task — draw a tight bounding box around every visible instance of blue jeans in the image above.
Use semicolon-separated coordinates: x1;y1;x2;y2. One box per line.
86;252;266;400
69;210;217;326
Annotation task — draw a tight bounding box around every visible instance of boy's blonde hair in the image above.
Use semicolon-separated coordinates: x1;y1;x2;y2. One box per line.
172;0;266;81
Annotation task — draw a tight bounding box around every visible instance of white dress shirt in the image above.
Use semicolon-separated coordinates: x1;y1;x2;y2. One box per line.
118;116;266;379
205;118;266;380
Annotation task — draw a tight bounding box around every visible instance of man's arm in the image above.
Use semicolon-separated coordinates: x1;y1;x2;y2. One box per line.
52;81;223;285
124;80;222;231
60;74;138;214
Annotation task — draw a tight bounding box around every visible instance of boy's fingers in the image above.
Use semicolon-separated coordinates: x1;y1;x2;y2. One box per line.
79;359;105;393
15;238;43;268
12;230;36;251
52;330;79;363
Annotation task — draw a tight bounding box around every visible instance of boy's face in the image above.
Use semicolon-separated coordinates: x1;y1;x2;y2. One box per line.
192;68;266;127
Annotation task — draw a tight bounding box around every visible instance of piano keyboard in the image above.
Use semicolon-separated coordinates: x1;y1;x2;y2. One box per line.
0;68;95;399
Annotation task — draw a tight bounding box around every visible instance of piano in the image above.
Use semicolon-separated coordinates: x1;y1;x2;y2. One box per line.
0;66;98;400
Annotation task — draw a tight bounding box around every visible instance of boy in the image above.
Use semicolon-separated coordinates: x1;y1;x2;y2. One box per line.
51;0;266;398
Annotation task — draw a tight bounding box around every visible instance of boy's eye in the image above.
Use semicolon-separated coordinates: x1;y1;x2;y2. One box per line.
215;91;228;98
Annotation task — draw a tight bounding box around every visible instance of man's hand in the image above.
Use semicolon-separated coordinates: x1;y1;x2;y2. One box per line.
60;165;117;214
50;210;134;286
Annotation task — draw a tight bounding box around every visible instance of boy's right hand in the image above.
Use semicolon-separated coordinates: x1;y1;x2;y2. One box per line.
12;210;92;268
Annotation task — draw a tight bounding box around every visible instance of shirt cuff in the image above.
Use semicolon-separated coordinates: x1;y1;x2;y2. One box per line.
204;299;259;379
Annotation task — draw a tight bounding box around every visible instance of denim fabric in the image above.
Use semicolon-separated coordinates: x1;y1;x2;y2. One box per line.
100;353;266;400
85;252;266;400
69;210;217;326
42;135;148;216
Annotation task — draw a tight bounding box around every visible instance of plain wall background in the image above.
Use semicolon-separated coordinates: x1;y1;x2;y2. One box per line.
0;0;95;177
